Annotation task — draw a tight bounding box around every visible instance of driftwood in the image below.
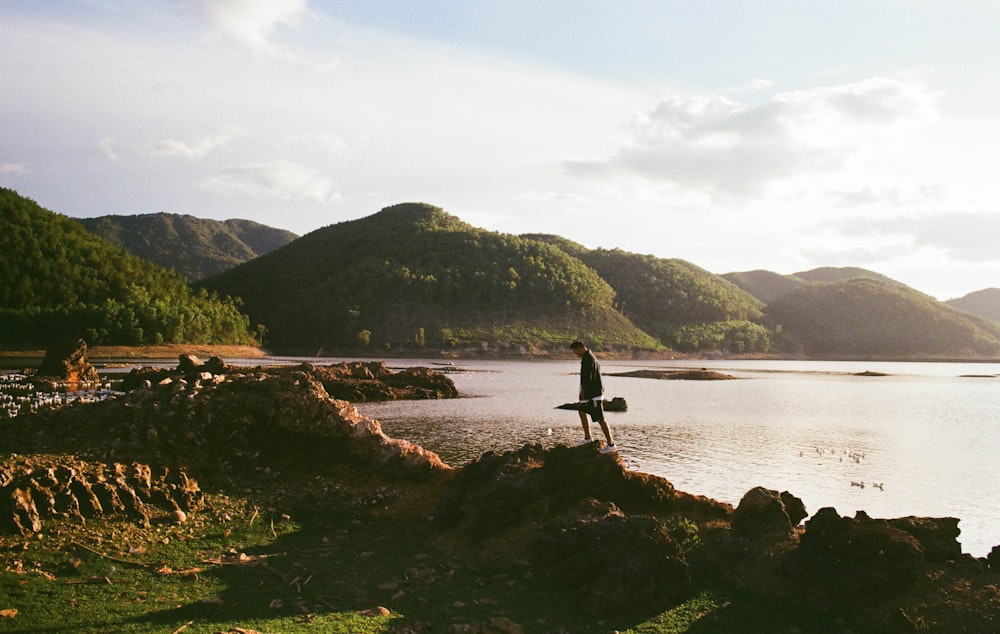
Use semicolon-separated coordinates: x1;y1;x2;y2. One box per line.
555;396;627;412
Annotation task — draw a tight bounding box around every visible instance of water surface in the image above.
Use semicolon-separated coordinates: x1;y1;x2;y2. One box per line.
354;358;1000;557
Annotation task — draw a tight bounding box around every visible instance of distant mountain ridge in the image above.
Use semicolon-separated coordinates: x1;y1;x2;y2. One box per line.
0;188;252;346
722;266;902;304
524;236;770;352
946;288;1000;324
764;277;1000;357
8;189;1000;358
198;203;661;353
77;213;298;281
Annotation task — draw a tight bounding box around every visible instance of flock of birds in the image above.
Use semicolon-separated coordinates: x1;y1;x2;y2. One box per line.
0;373;121;418
802;445;886;492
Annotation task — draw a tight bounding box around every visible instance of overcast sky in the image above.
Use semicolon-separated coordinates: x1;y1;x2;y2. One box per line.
3;1;999;300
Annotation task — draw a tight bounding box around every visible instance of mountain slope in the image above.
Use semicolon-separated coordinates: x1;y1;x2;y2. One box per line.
199;203;660;352
792;266;897;285
576;249;769;351
764;277;1000;357
526;236;771;352
78;213;298;281
946;288;1000;324
722;269;807;304
0;188;252;345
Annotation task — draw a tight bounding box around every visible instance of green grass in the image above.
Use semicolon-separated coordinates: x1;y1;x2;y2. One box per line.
1;493;733;633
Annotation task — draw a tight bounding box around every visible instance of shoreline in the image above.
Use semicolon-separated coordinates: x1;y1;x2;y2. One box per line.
1;344;998;367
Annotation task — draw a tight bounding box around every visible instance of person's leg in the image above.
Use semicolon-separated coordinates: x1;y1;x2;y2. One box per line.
578;408;592;441
592;400;614;446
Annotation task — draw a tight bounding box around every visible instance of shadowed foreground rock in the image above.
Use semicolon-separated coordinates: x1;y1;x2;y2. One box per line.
121;355;459;401
0;368;450;534
2;361;1000;629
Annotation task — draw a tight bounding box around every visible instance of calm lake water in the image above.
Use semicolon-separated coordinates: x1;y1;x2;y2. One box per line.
345;357;1000;558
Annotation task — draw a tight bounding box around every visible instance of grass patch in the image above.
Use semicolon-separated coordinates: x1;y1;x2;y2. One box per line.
1;489;740;633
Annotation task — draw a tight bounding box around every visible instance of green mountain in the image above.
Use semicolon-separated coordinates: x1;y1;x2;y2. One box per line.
946;288;1000;324
792;266;897;285
574;249;769;352
0;188;253;346
722;269;806;304
77;213;298;281
723;266;901;304
764;277;1000;358
525;236;770;352
198;203;660;353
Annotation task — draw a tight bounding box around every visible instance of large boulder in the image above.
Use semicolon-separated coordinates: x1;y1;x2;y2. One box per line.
790;507;924;602
34;337;99;384
887;515;962;562
534;500;691;617
732;486;807;537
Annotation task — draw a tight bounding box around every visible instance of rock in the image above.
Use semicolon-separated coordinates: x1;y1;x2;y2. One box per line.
0;458;202;536
120;359;458;402
790;507;924;602
885;515;962;561
534;506;691;617
34;338;99;384
607;369;736;380
177;353;204;372
732;486;807;537
988;545;1000;571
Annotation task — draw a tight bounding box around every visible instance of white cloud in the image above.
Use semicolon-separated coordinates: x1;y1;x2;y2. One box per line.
284;133;355;158
834;212;1000;264
189;0;309;58
151;127;245;160
201;159;340;205
566;76;940;199
98;137;118;162
0;163;28;174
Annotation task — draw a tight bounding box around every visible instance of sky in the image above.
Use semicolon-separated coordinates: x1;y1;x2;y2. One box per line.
2;1;1000;301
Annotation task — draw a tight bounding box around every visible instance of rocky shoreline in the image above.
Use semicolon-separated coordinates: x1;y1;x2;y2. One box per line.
2;349;1000;631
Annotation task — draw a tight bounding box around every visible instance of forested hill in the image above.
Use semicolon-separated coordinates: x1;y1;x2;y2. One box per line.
0;188;253;346
198;203;660;353
764;277;1000;357
946;288;1000;324
77;213;298;281
723;266;899;304
524;234;770;352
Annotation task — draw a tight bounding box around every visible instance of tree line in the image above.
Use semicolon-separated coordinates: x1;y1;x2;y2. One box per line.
0;188;253;346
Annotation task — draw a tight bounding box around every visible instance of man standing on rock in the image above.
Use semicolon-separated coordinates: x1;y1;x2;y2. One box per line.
571;340;617;453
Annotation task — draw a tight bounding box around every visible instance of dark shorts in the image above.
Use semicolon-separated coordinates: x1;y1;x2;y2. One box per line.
581;398;605;423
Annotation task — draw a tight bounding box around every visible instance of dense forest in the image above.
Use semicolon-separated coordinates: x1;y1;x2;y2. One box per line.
0;188;253;346
78;213;298;281
524;236;771;352
198;203;659;352
946;288;1000;324
765;278;1000;357
6;188;1000;357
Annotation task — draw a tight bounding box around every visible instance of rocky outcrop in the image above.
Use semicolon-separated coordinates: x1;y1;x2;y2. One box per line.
0;368;450;534
732;486;807;537
2;359;999;629
32;337;100;385
534;500;691;617
791;507;925;601
0;457;202;535
121;356;459;402
608;368;736;380
434;443;730;618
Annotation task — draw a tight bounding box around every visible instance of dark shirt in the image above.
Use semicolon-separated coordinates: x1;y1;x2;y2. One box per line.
579;349;604;400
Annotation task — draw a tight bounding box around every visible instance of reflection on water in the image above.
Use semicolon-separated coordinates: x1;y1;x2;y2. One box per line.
357;358;1000;557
